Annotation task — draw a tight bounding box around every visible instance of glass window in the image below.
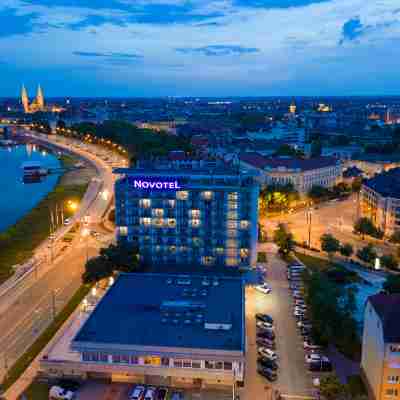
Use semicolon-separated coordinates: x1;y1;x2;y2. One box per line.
112;354;122;363
201;191;213;200
174;359;183;368
240;248;249;258
139;199;151;208
192;360;201;369
227;211;238;220
224;362;232;370
161;357;170;366
227;230;237;238
190;209;201;218
152;209;164;217
215;247;224;255
100;353;108;362
121;354;130;364
119;226;128;236
140;217;151;226
190;219;201;227
215;361;223;369
227;221;237;229
130;356;139;365
202;256;214;265
240;220;249;229
205;360;215;369
168;219;176;228
183;360;192;368
228;192;238;201
226;240;237;248
167;199;176;208
153;218;164;227
177;191;189;200
226;257;238;266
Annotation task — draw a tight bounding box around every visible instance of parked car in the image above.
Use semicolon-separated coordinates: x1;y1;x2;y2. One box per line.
257;330;275;341
144;387;156;400
257;337;276;349
49;386;75;400
255;283;271;294
304;341;323;351
309;359;333;372
257;366;278;382
258;356;278;371
256;320;274;331
129;385;146;400
56;380;80;393
258;347;278;361
256;313;274;324
64;218;71;226
297;321;312;329
305;353;330;364
156;387;168;400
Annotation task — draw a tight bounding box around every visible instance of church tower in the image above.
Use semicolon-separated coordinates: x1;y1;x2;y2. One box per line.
36;84;44;110
21;85;29;113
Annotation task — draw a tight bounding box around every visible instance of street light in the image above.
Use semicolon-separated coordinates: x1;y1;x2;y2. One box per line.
67;200;78;212
306;209;313;248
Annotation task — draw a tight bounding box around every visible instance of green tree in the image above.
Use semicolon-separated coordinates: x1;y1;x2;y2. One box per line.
100;242;140;273
320;233;340;260
340;243;354;259
273;144;304;158
310;139;322;157
82;256;113;284
383;275;400;294
273;223;295;255
380;254;398;271
351;177;363;193
319;375;346;400
308;185;330;202
356;244;377;264
354;217;383;239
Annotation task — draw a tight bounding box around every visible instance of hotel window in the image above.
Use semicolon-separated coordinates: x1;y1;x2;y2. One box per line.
227;211;238;220
228;192;238;201
227;221;237;229
190;219;201;228
100;353;108;362
224;362;232;370
153;218;164;227
386;389;398;397
139;199;151;208
190;209;201;218
215;361;223;370
130;356;139;365
202;256;214;265
112;354;122;363
215;247;224;255
167;199;176;208
227;248;237;257
119;226;128;236
205;360;215;369
167;218;176;228
176;191;189;200
173;359;183;368
169;246;176;253
240;220;249;229
192;237;202;247
226;240;237;248
152;208;164;217
228;202;238;210
183;360;192;368
390;345;400;353
144;356;161;366
161;357;170;366
227;229;237;238
240;248;249;258
201;191;213;200
140;217;151;226
121;354;130;364
226;257;238;266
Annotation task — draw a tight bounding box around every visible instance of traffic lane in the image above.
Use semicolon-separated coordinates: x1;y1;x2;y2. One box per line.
243;256;312;399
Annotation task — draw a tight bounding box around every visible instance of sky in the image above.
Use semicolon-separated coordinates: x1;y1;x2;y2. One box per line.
0;0;400;97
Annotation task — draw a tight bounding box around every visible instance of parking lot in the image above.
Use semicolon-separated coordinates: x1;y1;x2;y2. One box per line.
242;249;315;400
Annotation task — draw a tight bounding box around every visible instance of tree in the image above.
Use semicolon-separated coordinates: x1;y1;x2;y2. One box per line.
354;217;383;239
380;254;398;271
308;185;330;201
82;256;113;284
320;233;340;259
273;223;295;255
273;144;304;158
351;177;363;193
319;375;346;400
383;275;400;294
356;244;377;264
340;243;354;259
310;139;322;157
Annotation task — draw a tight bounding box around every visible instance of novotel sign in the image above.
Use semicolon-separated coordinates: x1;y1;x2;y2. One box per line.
130;177;182;190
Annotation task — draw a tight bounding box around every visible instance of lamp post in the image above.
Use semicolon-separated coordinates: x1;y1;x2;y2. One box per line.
306;209;313;248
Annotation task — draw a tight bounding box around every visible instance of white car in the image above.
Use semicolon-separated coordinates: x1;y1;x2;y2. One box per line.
255;283;271;294
304;341;322;351
144;387;156;400
256;320;274;331
258;347;278;361
305;353;329;364
129;385;145;400
64;218;71;226
49;386;75;400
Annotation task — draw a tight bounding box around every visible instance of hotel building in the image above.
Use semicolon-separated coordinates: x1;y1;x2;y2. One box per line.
361;294;400;400
359;168;400;236
40;273;245;390
114;159;260;268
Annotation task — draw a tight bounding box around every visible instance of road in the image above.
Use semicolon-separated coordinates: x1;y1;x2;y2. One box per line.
242;245;314;400
0;132;122;380
262;195;395;257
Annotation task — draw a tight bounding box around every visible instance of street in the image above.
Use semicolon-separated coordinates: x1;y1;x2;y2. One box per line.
242;246;314;400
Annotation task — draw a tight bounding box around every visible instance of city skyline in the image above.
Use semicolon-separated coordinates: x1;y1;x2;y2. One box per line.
1;0;400;97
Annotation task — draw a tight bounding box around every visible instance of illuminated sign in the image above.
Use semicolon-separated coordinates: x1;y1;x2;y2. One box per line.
131;178;182;190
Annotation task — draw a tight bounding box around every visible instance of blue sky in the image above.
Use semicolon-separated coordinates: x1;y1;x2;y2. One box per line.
0;0;399;97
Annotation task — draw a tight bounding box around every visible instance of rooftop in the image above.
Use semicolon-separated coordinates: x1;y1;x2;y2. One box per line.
369;293;400;343
363;168;400;198
73;273;245;352
240;152;339;171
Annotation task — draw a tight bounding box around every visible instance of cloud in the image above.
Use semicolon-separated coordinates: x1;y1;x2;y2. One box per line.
176;44;260;56
73;50;143;66
339;17;364;44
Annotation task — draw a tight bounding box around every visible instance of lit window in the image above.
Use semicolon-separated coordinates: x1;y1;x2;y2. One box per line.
240;248;249;258
201;191;213;200
173;359;183;368
215;247;224;255
140;217;151;226
153;218;164;227
167;219;176;228
192;237;202;246
240;220;249;229
227;248;237;257
176;191;189;200
228;192;238;201
190;209;201;218
227;229;237;238
226;240;237;248
228;202;238;210
227;211;238;220
227;221;237;229
226;257;238;266
119;226;128;236
388;376;399;384
167;199;176;208
139;199;151;208
169;246;176;253
152;208;164;217
190;219;201;227
202;256;214;265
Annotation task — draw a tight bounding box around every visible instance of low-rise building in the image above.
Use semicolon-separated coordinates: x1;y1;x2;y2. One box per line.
361;294;400;400
359;168;400;236
114;158;260;268
40;273;245;391
239;153;342;194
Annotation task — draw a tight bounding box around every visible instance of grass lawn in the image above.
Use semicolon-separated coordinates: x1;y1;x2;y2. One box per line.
18;381;50;400
294;252;335;272
3;284;91;392
0;183;88;284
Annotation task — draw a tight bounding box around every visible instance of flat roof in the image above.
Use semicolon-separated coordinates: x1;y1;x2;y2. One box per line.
73;273;244;352
364;168;400;198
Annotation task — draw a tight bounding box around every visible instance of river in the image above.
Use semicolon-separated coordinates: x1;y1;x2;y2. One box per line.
0;143;61;232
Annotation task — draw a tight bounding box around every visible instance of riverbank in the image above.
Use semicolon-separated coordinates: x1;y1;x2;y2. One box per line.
0;153;95;284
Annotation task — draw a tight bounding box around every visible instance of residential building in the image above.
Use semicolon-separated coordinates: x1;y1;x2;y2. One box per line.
40;273;245;391
239;153;342;194
361;294;400;400
359;168;400;236
114;158;260;268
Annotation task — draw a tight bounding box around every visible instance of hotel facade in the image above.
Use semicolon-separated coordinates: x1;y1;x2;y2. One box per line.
114;159;260;268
